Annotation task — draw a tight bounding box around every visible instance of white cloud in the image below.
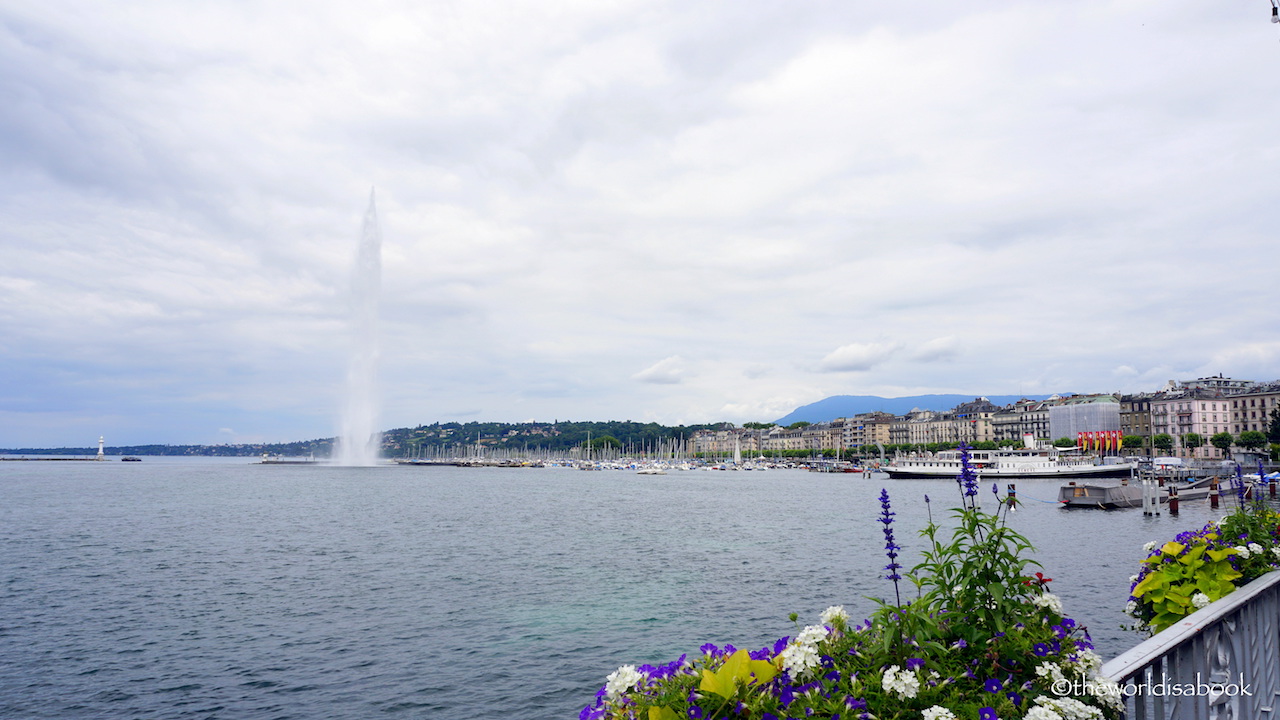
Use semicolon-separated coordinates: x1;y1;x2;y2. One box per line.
819;342;902;373
633;356;688;385
911;337;960;363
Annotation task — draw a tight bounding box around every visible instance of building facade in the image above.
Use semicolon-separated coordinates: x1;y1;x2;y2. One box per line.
1047;394;1121;441
1229;383;1280;436
1150;389;1234;459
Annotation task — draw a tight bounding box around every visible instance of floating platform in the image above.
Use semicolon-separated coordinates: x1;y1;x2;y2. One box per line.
1059;476;1229;509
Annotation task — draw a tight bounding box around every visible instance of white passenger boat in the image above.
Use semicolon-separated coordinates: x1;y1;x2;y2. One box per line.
883;445;1134;480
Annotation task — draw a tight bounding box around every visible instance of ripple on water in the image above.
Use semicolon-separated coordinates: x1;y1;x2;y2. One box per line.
0;463;1237;719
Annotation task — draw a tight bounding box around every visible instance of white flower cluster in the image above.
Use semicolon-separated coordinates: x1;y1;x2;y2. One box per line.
604;665;643;699
1029;694;1105;720
779;624;829;679
1143;540;1158;553
1035;662;1067;684
880;664;920;699
819;605;848;626
1074;649;1103;675
1087;677;1125;712
1192;592;1212;609
920;705;957;720
1233;543;1264;559
1034;655;1123;715
1031;592;1064;615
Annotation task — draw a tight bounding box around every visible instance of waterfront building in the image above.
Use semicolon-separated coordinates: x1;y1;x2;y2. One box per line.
892;409;945;446
1119;392;1156;449
842;411;894;451
991;398;1056;444
1150;389;1234;459
1229;382;1280;435
1171;375;1256;393
1047;394;1121;444
762;425;806;453
692;426;759;455
819;419;847;451
696;377;1276;460
952;397;998;445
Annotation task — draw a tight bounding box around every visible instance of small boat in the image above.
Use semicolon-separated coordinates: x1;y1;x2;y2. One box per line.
807;461;862;473
1058;476;1224;509
121;456;142;462
258;454;319;465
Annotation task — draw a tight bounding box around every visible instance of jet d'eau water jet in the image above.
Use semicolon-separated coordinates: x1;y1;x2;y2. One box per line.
336;189;382;466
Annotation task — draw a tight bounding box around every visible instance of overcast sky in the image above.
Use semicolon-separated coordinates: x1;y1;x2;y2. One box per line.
3;1;1278;447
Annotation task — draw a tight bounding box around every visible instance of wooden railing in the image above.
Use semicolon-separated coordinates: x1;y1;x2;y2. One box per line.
1101;570;1280;719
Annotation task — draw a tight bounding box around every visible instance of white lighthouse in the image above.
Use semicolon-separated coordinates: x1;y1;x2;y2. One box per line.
97;436;105;460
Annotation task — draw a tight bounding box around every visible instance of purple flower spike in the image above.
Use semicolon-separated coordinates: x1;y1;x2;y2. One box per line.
956;443;979;502
879;488;902;606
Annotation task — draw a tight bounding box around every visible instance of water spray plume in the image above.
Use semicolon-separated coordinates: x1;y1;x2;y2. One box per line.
337;188;382;466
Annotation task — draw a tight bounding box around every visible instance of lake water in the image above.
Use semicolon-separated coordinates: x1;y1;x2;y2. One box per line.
0;459;1232;719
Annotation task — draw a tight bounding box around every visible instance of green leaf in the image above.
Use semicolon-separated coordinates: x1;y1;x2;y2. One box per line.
698;668;733;699
698;649;775;699
987;583;1005;603
719;649;750;682
649;708;680;720
1206;547;1235;562
1131;572;1166;599
1177;544;1206;566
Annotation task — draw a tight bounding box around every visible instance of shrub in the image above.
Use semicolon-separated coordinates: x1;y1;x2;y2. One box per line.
1126;465;1280;634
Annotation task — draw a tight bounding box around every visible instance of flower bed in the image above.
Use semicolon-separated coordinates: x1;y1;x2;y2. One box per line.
582;446;1122;720
1126;464;1280;635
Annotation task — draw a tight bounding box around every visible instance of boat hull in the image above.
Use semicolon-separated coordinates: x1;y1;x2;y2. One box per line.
1058;477;1222;509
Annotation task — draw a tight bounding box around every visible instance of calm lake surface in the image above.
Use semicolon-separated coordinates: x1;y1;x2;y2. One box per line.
0;459;1232;719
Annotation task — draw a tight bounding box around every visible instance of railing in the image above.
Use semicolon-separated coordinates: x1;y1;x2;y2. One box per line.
1101;570;1280;719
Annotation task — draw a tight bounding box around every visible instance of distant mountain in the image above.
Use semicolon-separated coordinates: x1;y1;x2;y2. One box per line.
773;394;1054;426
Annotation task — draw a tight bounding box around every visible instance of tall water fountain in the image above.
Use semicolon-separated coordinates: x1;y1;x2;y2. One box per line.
336;189;382;466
